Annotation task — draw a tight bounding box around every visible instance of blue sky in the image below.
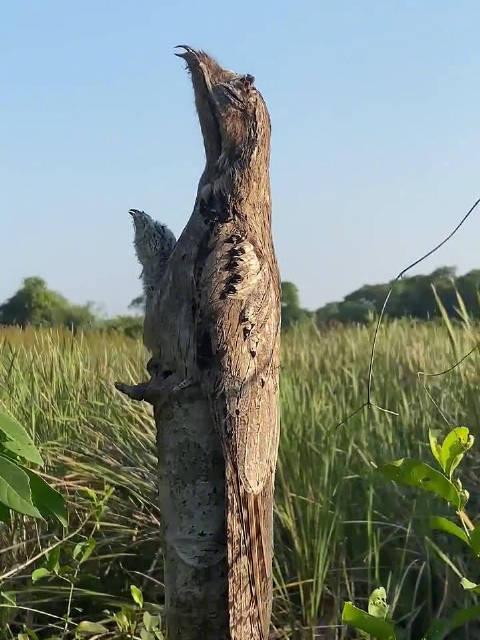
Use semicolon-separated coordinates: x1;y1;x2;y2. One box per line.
2;1;479;315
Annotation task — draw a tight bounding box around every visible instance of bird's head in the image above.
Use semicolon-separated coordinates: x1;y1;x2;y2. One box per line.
175;46;271;182
129;209;175;266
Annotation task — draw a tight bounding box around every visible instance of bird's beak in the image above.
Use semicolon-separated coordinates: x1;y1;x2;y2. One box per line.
174;45;216;91
175;46;226;170
174;44;196;59
129;209;144;227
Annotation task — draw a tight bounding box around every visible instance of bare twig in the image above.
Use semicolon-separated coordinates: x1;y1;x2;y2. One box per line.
336;196;480;429
0;517;88;585
418;380;453;426
418;344;479;378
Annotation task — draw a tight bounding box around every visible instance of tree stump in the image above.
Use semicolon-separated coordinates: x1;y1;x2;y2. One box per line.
117;46;280;640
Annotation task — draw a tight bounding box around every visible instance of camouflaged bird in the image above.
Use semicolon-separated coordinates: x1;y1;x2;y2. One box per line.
115;210;176;400
117;47;280;639
129;209;176;303
129;208;176;336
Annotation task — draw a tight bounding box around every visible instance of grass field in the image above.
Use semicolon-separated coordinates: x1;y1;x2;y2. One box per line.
1;318;480;638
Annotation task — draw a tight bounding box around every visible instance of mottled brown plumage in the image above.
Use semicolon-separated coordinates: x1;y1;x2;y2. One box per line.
179;47;280;639
116;47;280;639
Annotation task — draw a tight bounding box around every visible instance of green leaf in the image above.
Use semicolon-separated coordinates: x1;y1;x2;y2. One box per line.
469;525;480;556
453;478;470;509
31;567;51;583
73;538;96;564
461;577;480;592
76;621;109;635
143;611;153;630
130;584;144;608
0;502;11;523
0;455;42;518
440;427;474;478
424;605;480;639
445;604;480;630
23;469;67;527
0;411;43;465
114;610;130;632
424;619;452;640
378;459;464;508
368;587;389;619
143;612;161;632
82;487;98;504
46;545;61;573
57;563;74;579
0;440;43;467
140;631;154;640
429;430;443;468
429;516;469;546
342;602;396;639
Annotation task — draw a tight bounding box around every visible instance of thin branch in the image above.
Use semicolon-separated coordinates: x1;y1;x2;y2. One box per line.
0;517;88;584
418;376;453;426
418;344;479;378
129;569;164;588
417;341;480;435
333;402;368;430
0;603;65;626
336;196;480;429
369;402;399;417
367;197;480;407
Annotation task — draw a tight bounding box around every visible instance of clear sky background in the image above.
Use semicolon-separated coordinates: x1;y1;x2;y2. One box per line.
2;1;479;316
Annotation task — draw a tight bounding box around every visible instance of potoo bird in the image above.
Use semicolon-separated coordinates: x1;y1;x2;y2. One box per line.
175;46;280;640
129;209;176;351
116;47;280;639
130;209;176;297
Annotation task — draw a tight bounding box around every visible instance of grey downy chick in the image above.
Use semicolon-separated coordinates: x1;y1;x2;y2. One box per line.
114;209;176;401
129;208;176;304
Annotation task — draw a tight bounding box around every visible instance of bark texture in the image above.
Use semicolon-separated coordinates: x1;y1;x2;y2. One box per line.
117;47;280;639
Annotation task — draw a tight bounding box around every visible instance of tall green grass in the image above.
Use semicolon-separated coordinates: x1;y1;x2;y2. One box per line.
1;318;480;638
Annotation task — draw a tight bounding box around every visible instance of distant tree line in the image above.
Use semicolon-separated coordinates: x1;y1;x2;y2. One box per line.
316;266;480;325
0;277;97;329
2;268;479;335
274;267;480;328
0;277;143;338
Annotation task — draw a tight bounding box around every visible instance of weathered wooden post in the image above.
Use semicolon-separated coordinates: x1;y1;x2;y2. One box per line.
116;47;280;639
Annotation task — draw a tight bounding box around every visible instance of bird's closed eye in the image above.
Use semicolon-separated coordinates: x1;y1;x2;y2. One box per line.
222;84;244;106
242;74;255;88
